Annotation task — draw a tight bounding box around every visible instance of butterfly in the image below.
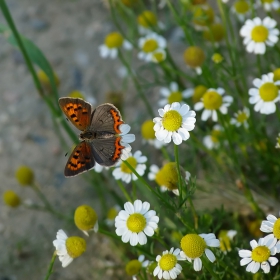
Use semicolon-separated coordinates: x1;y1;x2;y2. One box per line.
58;97;126;177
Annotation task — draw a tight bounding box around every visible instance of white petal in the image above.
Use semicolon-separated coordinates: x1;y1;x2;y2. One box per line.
205;249;216;262
193;258;202;271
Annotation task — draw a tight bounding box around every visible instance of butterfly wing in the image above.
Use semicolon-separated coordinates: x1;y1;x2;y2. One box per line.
58;97;92;131
90;103;123;134
91;137;124;166
64;141;95;177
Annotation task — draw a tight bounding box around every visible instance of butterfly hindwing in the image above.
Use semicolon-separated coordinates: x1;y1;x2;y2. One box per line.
90;103;123;134
91;137;124;166
58;97;92;131
64;141;95;177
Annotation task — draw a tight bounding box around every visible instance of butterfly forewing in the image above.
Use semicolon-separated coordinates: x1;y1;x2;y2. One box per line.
91;137;124;166
59;97;92;131
90;103;123;134
64;141;95;177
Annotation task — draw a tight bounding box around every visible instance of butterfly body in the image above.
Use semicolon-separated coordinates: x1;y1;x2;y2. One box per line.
58;97;125;177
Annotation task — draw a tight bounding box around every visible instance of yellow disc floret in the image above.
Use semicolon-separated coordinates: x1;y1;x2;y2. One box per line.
3;190;21;207
65;236;86;258
192;5;214;27
193;85;208;103
168;91;183;104
273;68;280;82
203;23;225;42
141;120;156;140
162;110;182;132
183;46;205;68
202;90;223;110
74;205;98;231
138;11;157;28
273;218;280;239
105;32;124;48
121;156;137;173
159;253;177;271
68;90;85;99
259;82;278;101
127;213;146;232
251;26;269;43
142;39;158;53
251;245;270;263
125;259;142;276
181;234;207;258
107;207;119;220
15;166;34;186
234;0;250;14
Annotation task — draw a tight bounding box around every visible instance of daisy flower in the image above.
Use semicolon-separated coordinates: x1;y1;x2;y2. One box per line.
219;230;237;253
126;255;149;280
276;133;280;148
260;212;280;251
257;0;280;11
74;205;98;236
249;73;280;115
231;0;251;22
158;82;191;106
240;17;279;55
138;33;166;62
183;46;205;75
112;150;147;183
141;120;166;149
99;32;132;59
153;248;184;279
148;163;190;196
105;205;121;226
194;88;233;122
203;124;223;150
239;235;278;274
230;107;250;128
180;233;220;271
137;10;164;34
115;200;159;246
183;85;208;104
53;229;86;267
119;124;135;160
153;102;196;145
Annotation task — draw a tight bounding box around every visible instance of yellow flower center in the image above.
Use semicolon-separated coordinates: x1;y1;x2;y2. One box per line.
105;32;124;48
15;165;34;186
168;91;183;104
74;205;98;231
202;90;223;110
155;162;183;191
192;5;214;27
203;23;225;42
234;1;250;14
236;112;248;123
162;110;182;132
65;236;86;258
181;234;207;259
259;82;278;101
212;53;223;64
251;245;270;263
273;68;280;82
121;156;137;173
127;213;146;233
137;11;157;28
159;253;177;271
69;90;85;99
152;51;165;63
193;85;208;103
126;259;142;276
211;129;221;143
183;46;205;68
3;190;21;208
273;218;280;239
219;231;231;252
142;39;158;53
141;120;156;140
251;26;269;43
107;207;118;220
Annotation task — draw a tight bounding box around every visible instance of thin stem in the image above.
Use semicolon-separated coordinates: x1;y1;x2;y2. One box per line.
0;0;44;97
174;145;183;204
44;252;57;280
116;179;132;202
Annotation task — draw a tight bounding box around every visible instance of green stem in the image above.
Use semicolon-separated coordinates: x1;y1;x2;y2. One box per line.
116;179;132;202
174;145;183;204
0;0;44;97
44;252;57;280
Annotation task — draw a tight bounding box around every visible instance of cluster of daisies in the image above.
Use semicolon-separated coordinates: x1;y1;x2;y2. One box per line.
53;199;280;278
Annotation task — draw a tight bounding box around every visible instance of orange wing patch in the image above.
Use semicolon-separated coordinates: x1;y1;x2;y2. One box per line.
112;137;125;161
110;108;124;133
